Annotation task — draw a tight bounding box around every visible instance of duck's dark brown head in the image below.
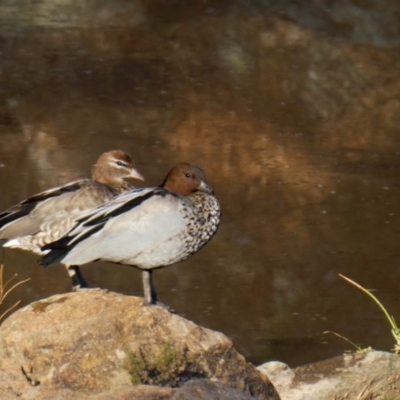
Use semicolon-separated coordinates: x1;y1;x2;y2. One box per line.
92;150;144;188
161;162;214;196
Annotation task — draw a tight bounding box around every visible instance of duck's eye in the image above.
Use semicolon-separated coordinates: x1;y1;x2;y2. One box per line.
116;161;124;166
185;173;191;178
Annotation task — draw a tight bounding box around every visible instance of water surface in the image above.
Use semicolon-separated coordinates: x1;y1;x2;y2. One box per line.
1;1;400;368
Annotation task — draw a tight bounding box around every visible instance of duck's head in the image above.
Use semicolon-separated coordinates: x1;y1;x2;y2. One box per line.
92;150;144;184
162;162;214;196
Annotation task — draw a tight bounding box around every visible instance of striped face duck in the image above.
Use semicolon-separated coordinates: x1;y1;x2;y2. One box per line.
40;162;222;309
0;150;144;288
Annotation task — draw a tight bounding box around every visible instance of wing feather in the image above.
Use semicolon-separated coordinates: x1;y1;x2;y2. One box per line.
41;187;168;258
0;180;115;241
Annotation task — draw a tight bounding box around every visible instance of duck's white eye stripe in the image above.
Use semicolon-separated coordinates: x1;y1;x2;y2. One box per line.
111;159;126;167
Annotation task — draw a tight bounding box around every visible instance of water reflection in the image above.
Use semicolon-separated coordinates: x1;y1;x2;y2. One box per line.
1;1;400;368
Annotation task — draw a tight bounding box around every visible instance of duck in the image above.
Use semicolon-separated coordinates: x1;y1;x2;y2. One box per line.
40;162;221;308
0;150;144;289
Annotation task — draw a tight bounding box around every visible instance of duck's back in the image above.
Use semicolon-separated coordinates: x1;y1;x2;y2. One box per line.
0;179;118;253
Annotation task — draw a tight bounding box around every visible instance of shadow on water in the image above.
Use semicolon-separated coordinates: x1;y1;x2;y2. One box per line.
1;1;400;367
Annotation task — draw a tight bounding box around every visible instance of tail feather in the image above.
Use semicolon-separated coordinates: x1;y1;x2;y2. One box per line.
2;238;20;248
39;248;69;267
39;236;73;267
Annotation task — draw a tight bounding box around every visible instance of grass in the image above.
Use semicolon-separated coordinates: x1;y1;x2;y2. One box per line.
323;330;372;354
0;264;30;323
338;274;400;354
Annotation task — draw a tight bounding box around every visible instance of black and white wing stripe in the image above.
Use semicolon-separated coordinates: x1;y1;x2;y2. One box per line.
40;187;166;265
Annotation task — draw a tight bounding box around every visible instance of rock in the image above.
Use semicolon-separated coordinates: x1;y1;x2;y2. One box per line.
28;385;174;400
258;350;400;400
0;290;280;400
12;385;174;400
0;362;30;399
172;379;264;399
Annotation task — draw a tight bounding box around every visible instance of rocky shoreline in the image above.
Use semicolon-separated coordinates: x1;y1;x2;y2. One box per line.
0;290;398;399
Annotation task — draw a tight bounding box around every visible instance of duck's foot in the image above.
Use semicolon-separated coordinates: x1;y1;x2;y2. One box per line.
142;299;177;314
72;286;103;292
68;265;88;291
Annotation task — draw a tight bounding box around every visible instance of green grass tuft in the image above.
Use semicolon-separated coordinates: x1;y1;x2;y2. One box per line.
339;274;400;354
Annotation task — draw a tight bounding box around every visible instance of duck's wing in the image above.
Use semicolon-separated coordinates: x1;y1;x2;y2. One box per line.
0;179;114;240
39;187;181;267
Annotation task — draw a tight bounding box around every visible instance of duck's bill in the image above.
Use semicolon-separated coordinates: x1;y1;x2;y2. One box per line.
130;169;145;182
199;180;214;195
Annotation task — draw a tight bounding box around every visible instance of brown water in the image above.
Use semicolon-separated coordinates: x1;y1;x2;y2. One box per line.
1;1;400;368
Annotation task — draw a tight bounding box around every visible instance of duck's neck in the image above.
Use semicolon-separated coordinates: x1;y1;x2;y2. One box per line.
109;180;134;195
94;173;133;195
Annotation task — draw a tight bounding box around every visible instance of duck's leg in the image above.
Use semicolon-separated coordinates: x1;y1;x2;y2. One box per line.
142;269;157;305
142;270;176;313
67;265;88;291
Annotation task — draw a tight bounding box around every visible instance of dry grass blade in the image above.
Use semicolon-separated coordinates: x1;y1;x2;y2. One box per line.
0;264;30;323
323;330;372;353
0;300;21;322
356;378;375;400
339;274;400;354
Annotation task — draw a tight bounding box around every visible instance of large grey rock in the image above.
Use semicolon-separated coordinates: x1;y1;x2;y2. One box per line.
172;379;264;400
0;290;280;400
259;350;400;400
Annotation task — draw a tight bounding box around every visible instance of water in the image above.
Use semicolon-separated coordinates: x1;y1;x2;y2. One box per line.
1;1;400;368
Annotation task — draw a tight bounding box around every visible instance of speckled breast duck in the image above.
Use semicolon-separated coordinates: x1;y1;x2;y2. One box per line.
0;150;144;288
40;162;222;308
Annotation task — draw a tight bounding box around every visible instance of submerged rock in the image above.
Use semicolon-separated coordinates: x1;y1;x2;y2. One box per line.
0;290;280;400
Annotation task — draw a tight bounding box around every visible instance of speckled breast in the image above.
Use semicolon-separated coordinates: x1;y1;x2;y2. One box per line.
179;191;221;260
